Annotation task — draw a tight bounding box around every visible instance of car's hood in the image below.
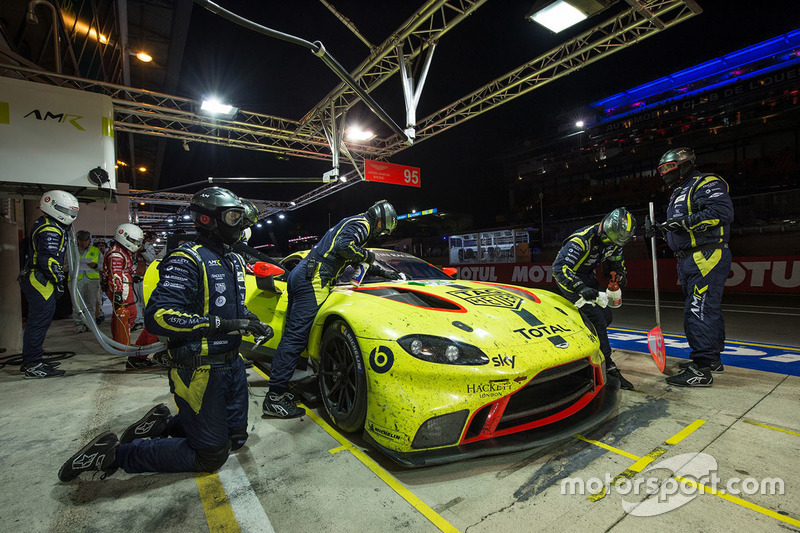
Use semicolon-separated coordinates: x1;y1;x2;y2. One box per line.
329;279;592;350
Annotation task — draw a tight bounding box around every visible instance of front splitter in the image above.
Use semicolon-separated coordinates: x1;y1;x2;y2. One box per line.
363;377;621;468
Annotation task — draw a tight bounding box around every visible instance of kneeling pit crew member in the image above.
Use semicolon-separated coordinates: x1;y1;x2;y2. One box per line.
59;187;272;481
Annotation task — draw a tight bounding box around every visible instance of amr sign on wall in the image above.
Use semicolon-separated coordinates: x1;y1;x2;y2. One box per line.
0;76;116;198
364;159;420;187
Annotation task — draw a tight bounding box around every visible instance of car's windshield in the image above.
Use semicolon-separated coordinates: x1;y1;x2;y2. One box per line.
336;250;451;285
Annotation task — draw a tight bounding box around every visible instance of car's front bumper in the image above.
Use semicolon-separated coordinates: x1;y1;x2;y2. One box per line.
363;376;621;468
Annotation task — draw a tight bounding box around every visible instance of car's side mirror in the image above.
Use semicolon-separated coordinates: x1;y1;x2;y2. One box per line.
254;261;285;293
442;267;458;279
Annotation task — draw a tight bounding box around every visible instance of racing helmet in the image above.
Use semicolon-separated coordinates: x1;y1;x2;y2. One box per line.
189;187;245;245
599;207;636;246
40;190;79;226
240;198;259;228
366;200;397;238
657;147;696;187
114;223;144;252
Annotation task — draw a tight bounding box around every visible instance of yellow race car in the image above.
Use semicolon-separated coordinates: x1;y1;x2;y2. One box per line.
147;248;619;467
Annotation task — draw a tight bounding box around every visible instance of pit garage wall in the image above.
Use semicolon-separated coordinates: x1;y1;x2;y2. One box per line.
451;257;800;294
0;217;22;353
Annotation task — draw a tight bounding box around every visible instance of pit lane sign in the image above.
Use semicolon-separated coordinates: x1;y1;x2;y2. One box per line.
364;159;420;187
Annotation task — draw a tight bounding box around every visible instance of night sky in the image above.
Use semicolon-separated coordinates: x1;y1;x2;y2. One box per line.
159;0;800;241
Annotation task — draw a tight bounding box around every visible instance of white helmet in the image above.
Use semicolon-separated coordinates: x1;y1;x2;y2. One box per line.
114;223;144;252
40;190;79;226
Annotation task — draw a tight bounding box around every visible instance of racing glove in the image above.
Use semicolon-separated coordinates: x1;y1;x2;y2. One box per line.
367;264;400;280
54;281;65;301
643;216;664;239
113;292;124;306
208;316;274;339
659;217;690;233
578;286;599;302
364;250;376;264
615;272;627;288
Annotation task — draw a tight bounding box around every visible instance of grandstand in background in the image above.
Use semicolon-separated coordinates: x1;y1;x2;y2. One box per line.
499;28;800;260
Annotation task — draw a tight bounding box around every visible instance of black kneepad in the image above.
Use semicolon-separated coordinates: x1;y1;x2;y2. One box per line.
194;442;231;472
229;427;249;451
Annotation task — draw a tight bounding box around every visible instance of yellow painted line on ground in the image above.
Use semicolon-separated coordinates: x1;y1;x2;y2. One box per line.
574;435;639;461
665;419;706;445
577;422;800;527
588;419;705;502
195;471;241;533
675;475;800;528
250;365;459;533
303;408;460;533
744;420;800;437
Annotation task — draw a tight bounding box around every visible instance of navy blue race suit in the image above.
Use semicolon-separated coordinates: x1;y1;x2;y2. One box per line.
665;171;734;368
552;223;627;368
114;235;253;473
268;213;373;394
19;215;68;368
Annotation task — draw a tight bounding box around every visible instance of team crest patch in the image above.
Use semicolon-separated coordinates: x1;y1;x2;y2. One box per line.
215;295;226;307
215;283;226;293
447;288;522;309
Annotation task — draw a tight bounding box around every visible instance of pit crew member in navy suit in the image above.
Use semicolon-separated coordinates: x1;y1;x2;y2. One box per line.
18;190;79;379
59;187;272;481
553;207;636;391
262;200;399;418
648;147;734;387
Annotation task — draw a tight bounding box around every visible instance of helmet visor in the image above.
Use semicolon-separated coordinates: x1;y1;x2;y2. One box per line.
54;203;79;218
657;161;678;177
125;234;143;249
220;208;245;227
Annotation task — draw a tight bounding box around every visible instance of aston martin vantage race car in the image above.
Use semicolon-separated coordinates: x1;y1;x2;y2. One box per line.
146;249;619;467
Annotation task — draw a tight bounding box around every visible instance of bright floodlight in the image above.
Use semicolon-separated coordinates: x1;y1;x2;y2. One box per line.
135;52;153;63
201;98;238;117
528;1;588;33
575;120;584;128
345;126;376;142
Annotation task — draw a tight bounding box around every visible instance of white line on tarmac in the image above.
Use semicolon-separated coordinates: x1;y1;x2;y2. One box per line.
621;300;798;316
217;454;276;533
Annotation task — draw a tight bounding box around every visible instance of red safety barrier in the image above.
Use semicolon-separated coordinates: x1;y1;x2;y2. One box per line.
450;256;800;294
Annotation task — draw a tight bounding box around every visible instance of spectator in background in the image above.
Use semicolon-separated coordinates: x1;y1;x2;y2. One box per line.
72;230;101;333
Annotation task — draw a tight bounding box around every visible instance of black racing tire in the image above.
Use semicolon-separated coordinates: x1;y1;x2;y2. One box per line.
318;320;367;433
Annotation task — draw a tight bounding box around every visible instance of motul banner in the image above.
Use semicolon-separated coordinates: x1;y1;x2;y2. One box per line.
450;256;800;294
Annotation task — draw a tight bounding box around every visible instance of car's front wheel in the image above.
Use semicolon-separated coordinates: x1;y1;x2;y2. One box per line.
318;320;367;433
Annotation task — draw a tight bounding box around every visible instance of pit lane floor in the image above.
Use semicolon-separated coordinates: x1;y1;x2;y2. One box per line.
1;297;799;533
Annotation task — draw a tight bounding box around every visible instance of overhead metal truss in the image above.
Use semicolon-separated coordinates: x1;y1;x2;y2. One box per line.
0;0;701;231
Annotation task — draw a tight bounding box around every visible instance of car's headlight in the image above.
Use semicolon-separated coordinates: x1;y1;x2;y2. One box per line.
398;335;489;365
